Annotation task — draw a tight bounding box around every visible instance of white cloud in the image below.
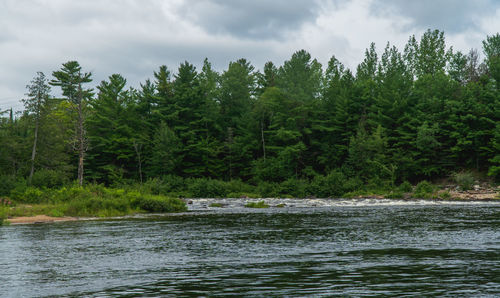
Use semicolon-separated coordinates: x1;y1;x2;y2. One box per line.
0;0;498;111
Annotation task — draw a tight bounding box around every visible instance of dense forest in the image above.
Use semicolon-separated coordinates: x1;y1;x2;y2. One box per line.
1;30;499;197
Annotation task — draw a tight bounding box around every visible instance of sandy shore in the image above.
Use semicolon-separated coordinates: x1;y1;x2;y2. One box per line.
6;215;79;225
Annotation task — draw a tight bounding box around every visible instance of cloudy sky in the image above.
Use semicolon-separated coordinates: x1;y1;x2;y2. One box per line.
1;0;500;111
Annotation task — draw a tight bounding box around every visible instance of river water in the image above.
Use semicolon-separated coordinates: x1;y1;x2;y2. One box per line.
1;198;499;297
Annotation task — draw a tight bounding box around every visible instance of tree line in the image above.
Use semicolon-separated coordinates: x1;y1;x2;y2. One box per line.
1;29;499;192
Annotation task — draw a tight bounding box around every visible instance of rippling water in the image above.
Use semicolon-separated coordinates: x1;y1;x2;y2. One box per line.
1;199;499;297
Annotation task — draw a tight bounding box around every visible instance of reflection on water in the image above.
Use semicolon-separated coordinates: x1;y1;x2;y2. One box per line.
0;200;499;297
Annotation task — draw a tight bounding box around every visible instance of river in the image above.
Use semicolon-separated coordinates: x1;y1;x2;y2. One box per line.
1;198;499;297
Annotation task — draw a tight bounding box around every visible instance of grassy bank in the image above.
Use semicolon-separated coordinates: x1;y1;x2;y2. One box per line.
1;184;186;223
129;175;498;200
0;173;498;225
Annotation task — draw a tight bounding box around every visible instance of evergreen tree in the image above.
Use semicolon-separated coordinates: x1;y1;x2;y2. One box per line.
50;61;93;186
23;72;51;184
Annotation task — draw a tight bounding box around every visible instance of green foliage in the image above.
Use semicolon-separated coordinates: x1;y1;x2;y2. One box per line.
488;124;500;180
0;206;6;226
308;170;348;198
413;181;435;199
187;178;227;198
3;31;500;191
245;201;270;208
256;182;280;198
6;185;187;217
10;187;49;204
132;195;187;213
279;178;308;198
439;191;452;200
209;202;224;208
31;169;69;189
399;181;413;192
453;171;475;191
0;175;19;196
385;191;404;199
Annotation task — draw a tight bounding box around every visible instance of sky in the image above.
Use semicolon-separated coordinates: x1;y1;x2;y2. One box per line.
1;0;500;112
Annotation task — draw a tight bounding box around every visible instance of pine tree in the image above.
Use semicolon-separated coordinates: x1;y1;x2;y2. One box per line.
50;61;93;186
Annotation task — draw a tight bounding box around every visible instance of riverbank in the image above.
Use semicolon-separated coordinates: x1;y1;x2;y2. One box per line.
6;215;79;225
1;181;498;226
0;184;188;226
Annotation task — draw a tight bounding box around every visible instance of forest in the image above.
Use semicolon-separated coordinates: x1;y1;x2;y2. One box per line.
1;29;499;199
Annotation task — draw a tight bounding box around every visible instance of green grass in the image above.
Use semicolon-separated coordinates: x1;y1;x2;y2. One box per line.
209;202;224;207
453;171;475;191
245;201;270;208
2;185;187;220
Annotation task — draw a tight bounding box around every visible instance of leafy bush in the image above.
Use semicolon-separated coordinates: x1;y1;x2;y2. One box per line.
186;178;227;198
399;181;413;192
161;175;186;194
133;195;187;213
386;191;404;199
31;169;69;189
342;177;364;195
0;207;6;226
245;201;269;208
224;179;255;195
308;170;348;198
256;182;280;198
279;178;308;198
453;171;475;191
50;185;92;203
439;191;451;200
0;175;19;196
413;181;435;198
10;187;50;204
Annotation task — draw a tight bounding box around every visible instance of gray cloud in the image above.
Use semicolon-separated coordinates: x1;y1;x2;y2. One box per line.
176;0;322;39
0;0;498;111
370;0;499;33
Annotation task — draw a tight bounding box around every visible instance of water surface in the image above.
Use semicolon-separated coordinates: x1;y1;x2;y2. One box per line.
1;199;499;296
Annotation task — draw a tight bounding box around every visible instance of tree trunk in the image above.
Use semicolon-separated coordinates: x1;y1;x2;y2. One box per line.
77;103;84;186
28;118;39;184
133;141;143;185
261;119;266;161
76;81;86;187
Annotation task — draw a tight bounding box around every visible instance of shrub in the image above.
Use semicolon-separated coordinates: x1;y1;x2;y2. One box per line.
50;185;92;203
245;201;269;208
158;175;186;195
141;178;164;195
386;191;404;199
0;207;6;226
10;187;50;204
439;191;451;200
279;178;308;198
133;195;187;213
31;169;69;189
224;179;255;195
399;181;413;192
256;182;280;198
308;170;348;198
0;175;19;196
187;178;227;198
413;181;435;198
0;197;13;207
453;171;475;191
342;177;364;195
